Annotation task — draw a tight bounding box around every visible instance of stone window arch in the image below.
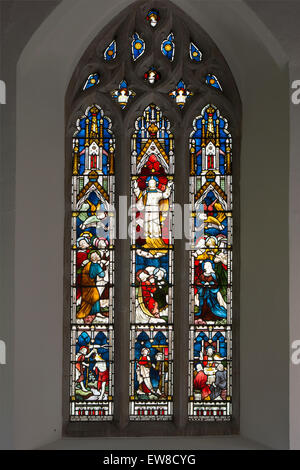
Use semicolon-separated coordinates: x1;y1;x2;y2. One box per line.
64;0;241;436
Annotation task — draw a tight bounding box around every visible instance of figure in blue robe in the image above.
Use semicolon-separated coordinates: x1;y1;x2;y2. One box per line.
195;260;227;323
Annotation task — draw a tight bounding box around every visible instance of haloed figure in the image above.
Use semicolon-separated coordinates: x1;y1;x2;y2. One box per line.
136;347;157;396
133;177;173;243
76;251;105;324
195;260;227;323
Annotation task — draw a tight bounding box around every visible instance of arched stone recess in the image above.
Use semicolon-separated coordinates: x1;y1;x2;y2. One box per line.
15;0;289;449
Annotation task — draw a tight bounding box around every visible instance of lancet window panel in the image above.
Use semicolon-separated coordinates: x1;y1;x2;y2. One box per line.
129;104;175;420
69;104;115;421
188;104;233;421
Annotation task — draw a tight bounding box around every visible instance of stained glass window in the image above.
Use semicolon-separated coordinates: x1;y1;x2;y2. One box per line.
188;104;232;420
206;74;222;91
161;33;175;61
66;0;240;433
129;104;174;420
144;67;160;85
83;73;100;91
104;40;117;61
111;80;136;109
70;105;115;420
190;42;202;62
132;33;145;61
169;80;193;108
146;9;159;28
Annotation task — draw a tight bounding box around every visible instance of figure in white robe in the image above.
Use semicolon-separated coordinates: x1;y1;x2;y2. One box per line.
133;177;173;250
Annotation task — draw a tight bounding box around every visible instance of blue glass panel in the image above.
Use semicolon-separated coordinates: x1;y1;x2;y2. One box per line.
206;74;222;91
104;40;117;61
132;33;145;61
189;42;202;62
161;33;175;61
83;73;100;90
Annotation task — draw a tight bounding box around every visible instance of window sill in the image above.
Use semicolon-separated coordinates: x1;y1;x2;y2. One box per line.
38;435;268;450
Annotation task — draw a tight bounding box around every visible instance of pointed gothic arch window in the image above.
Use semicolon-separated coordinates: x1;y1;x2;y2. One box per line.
65;0;241;436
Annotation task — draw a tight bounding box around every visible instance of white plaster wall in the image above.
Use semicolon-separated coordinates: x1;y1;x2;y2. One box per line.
15;0;290;449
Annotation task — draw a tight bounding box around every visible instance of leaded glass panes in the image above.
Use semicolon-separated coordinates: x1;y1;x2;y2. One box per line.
131;33;145;61
129;104;174;420
110;80;136;109
144;67;160;85
188;104;233;420
206;74;222;91
146;9;159;28
67;0;240;433
169;80;193;108
83;73;100;91
190;42;202;62
161;33;175;61
70;105;115;421
104;40;117;61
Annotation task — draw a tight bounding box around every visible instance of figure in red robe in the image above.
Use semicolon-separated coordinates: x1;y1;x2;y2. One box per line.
137;270;159;316
136;347;157;395
75;345;94;392
194;363;211;400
